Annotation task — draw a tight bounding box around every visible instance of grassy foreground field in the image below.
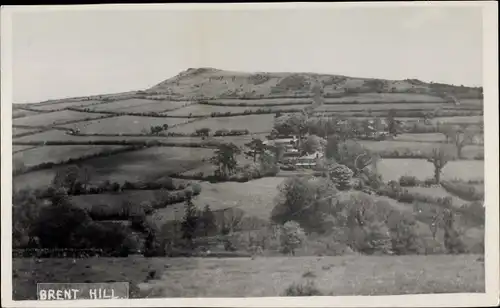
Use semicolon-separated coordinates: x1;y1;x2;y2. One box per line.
12;255;484;300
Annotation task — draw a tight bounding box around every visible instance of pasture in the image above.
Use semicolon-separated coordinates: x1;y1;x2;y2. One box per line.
151;177;286;224
322;93;446;104
13;146;214;191
316;102;448;112
405;186;469;208
13;110;109;127
431;116;484;124
28;100;103;111
61;115;188;134
70;188;189;212
89;98;188;112
70;146;214;183
12;127;42;137
375;159;484;182
165;104;310;117
169;114;275;134
12;145;128;168
12;254;484;300
392;133;445;143
205;98;313;106
12;109;41;118
359;140;484;159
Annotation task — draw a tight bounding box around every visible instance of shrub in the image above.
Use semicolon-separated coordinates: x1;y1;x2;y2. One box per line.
399;175;420;187
279;221;306;255
283;281;323;296
424;177;437;187
328;164;354;190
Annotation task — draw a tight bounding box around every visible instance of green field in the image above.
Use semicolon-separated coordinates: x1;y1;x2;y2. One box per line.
322;93;446;104
316;102;448;112
29;100;103;111
13;110;110;127
150;177;286;224
360;140;484;159
165;104;309;117
431;116;484;124
12;254;484;300
88;98;187;112
375;159;484;182
62;115;188;134
13;145;128;168
12;127;42;137
405;186;469;208
169;114;275;134
12;109;42;118
13;146;214;191
392;133;446;143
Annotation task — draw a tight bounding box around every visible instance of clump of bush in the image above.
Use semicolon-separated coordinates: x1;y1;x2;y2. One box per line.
283;281;323;296
398;175;421;187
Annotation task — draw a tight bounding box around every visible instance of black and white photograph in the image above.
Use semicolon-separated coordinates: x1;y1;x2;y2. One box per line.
1;2;498;307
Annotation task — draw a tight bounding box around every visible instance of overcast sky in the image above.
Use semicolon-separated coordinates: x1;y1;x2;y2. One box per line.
9;5;483;103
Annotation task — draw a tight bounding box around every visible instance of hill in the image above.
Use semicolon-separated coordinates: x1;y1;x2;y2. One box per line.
16;67;482;108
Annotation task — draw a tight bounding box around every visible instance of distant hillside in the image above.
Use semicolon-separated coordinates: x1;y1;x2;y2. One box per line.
18;67;482;107
144;67;483;101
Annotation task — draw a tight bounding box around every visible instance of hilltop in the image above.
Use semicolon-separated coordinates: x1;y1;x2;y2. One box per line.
19;67;482;107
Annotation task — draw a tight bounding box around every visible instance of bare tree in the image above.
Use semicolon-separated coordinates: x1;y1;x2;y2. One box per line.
443;124;477;158
426;146;454;184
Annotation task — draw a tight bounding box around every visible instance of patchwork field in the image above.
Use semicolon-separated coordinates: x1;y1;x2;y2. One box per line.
431;116;484;124
12;127;42;137
405;186;469;208
392;133;446;143
88;98;189;112
375;159;484;182
316;102;448;112
13;146;214;191
70;187;188;211
360;140;484;159
12;109;42;118
28;100;103;111
13;110;110;127
204;98;313;106
322;93;446;103
169;114;275;134
12;254;484;300
151;177;286;224
165;104;309;117
61;115;189;134
12;145;129;168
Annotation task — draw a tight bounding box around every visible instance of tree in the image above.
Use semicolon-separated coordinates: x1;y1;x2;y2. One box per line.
195;127;211;137
328;164;354;190
269;144;286;162
32;189;92;248
442;209;465;254
210;143;241;178
301;135;326;155
271;176;338;233
447;124;477;158
199;205;217;236
336;140;379;176
181;197;199;248
244;138;266;162
426;146;453;184
12;189;42;248
52;165;83;194
279;221;306;256
386;211;420;255
386;109;398;136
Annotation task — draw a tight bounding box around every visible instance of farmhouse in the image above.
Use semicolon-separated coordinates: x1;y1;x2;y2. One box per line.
295;151;324;168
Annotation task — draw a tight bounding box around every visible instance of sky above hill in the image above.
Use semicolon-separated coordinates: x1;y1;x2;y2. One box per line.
8;4;484;103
